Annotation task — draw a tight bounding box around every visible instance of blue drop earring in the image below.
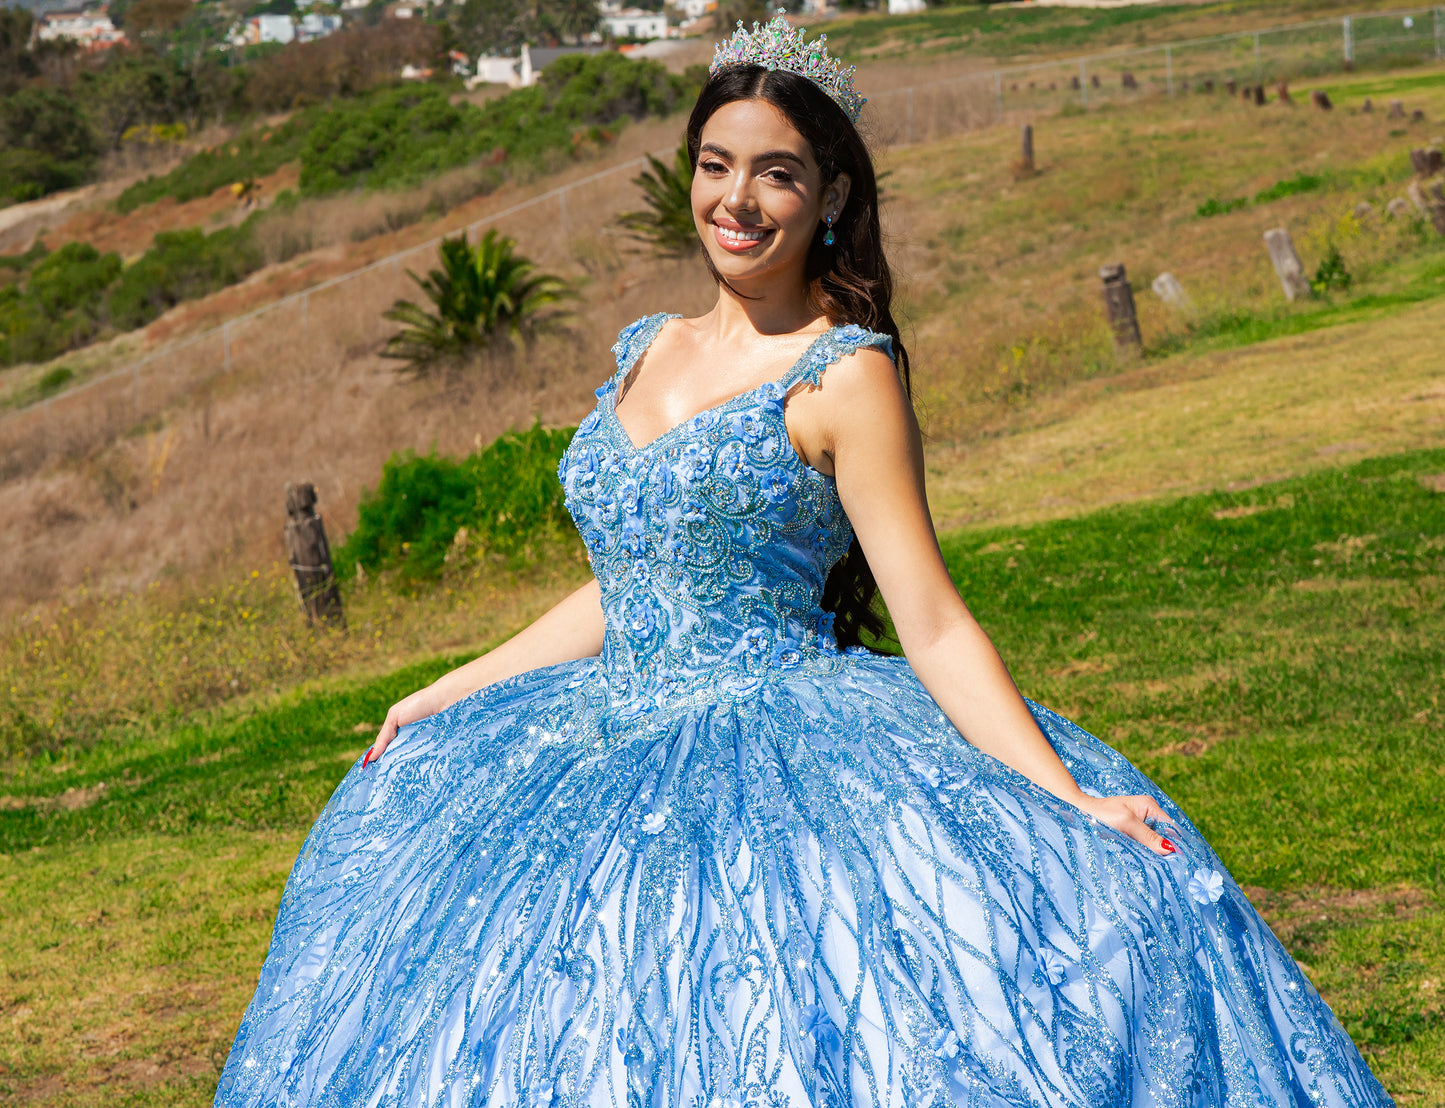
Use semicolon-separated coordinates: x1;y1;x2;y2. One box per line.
823;212;836;247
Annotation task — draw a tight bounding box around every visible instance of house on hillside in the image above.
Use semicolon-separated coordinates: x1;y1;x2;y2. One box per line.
467;43;611;89
670;0;713;20
297;12;341;40
600;8;667;41
34;6;127;50
233;13;297;44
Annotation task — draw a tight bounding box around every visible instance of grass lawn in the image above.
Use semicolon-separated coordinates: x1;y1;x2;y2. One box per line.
2;448;1442;1103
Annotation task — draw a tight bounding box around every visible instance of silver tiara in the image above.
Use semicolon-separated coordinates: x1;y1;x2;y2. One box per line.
710;15;866;123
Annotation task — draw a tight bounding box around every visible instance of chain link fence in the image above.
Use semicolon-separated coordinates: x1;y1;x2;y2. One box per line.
3;4;1442;481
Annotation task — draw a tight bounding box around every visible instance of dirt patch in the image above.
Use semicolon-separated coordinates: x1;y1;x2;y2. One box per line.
1242;885;1436;957
1211;494;1295;520
1418;473;1445;493
1146;720;1238;758
0;782;107;812
42;164;301;261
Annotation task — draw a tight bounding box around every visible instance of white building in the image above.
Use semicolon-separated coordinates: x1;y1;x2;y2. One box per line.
887;0;926;12
234;13;297;44
670;0;711;19
35;7;126;50
601;9;668;40
297;12;342;40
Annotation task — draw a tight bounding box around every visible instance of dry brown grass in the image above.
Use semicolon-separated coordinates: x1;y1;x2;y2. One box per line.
2;58;1443;653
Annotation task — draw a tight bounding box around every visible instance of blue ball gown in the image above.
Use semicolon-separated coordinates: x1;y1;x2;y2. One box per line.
215;314;1391;1108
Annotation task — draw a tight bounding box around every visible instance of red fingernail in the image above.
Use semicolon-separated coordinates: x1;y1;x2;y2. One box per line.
363;750;373;768
1160;838;1175;853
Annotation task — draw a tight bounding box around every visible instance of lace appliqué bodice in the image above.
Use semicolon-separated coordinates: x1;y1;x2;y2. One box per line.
558;314;893;713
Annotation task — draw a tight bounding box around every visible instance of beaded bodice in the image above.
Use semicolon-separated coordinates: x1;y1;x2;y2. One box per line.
557;313;891;709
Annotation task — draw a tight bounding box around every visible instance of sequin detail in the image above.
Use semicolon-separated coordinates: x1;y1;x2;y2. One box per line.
215;314;1391;1108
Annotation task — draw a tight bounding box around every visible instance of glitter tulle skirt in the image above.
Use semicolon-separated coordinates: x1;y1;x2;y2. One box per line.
213;652;1389;1108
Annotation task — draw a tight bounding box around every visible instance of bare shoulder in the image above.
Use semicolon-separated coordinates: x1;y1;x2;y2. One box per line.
810;343;908;412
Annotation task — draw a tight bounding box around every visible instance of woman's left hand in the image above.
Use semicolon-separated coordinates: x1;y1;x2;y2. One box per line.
1074;794;1178;856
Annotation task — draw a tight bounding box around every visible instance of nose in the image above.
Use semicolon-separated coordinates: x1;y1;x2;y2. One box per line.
722;168;758;216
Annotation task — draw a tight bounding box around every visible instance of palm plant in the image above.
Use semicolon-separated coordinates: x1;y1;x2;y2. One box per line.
381;231;572;375
617;140;697;259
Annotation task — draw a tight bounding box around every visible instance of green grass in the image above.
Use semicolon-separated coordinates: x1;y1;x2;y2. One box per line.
821;0;1431;62
1148;243;1445;357
3;448;1443;1101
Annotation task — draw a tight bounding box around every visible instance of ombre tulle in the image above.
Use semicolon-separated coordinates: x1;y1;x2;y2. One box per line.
216;316;1390;1107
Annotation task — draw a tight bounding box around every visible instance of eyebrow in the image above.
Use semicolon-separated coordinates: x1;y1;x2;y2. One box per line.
699;142;808;168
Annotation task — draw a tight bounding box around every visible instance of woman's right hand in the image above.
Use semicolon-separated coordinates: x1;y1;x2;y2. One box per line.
364;683;450;767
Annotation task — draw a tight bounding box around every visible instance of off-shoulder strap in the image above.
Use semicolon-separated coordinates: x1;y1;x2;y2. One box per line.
776;324;894;391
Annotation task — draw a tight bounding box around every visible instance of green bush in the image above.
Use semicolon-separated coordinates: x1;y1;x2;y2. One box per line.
114;114;313;213
300;54;695;196
0;88;100;205
106;223;263;331
0;242;120;365
336;423;578;581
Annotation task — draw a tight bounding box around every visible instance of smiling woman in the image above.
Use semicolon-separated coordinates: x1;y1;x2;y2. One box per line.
213;17;1393;1108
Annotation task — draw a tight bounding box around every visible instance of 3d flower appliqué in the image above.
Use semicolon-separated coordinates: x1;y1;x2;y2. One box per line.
1189;867;1225;905
1037;947;1069;986
799;1003;840;1050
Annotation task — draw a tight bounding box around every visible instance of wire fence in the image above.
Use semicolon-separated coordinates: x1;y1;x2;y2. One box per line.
3;4;1442;480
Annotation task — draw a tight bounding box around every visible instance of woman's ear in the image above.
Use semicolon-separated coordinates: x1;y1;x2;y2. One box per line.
824;173;852;221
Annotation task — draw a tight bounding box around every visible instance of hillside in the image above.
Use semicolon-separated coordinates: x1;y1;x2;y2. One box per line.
2;0;1444;1100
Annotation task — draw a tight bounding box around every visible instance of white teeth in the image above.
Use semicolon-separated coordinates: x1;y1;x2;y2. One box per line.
719;226;767;242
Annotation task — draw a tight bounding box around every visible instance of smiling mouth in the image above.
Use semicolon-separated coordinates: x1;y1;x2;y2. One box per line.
713;223;773;251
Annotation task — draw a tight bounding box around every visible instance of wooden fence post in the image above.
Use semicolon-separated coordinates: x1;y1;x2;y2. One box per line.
1099;263;1142;352
285;482;345;627
1263;228;1312;301
1020;124;1035;174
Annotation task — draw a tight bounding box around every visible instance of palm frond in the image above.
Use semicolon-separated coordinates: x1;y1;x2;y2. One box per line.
380;231;573;376
617;141;696;260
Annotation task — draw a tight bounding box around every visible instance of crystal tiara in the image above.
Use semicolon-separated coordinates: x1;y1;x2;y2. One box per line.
710;15;866;124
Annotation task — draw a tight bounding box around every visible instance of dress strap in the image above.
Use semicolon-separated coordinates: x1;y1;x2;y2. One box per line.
607;313;679;391
775;323;895;391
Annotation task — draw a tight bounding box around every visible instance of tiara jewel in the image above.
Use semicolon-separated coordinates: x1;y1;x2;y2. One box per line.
710;15;866;123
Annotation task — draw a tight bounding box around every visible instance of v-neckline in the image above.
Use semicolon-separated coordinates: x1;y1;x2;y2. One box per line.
607;322;838;456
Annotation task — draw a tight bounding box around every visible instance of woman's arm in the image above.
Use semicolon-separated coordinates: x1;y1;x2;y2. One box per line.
366;578;605;763
805;348;1174;855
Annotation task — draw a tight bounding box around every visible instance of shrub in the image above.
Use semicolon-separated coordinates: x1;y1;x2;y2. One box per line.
114;114;313;213
106;224;263;330
299;54;695;196
1311;242;1352;295
617;139;697;259
0;88;100;205
381;231;572;374
0;242;120;365
335;422;578;581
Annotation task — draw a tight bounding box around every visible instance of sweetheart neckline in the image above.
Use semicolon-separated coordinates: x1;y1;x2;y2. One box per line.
606;319;839;456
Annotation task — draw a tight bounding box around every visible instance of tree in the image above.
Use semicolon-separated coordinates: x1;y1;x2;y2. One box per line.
382;231;572;375
0;89;101;203
617;139;696;259
715;0;770;32
78;56;173;149
452;0;527;57
122;0;194;37
0;8;37;96
538;0;599;43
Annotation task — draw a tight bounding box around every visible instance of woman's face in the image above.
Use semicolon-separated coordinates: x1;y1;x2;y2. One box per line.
691;97;849;294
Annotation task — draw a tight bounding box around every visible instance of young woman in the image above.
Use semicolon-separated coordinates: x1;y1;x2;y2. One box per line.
216;19;1391;1107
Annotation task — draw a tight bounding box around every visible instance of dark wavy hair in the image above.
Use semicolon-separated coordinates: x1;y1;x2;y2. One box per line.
685;65;912;650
